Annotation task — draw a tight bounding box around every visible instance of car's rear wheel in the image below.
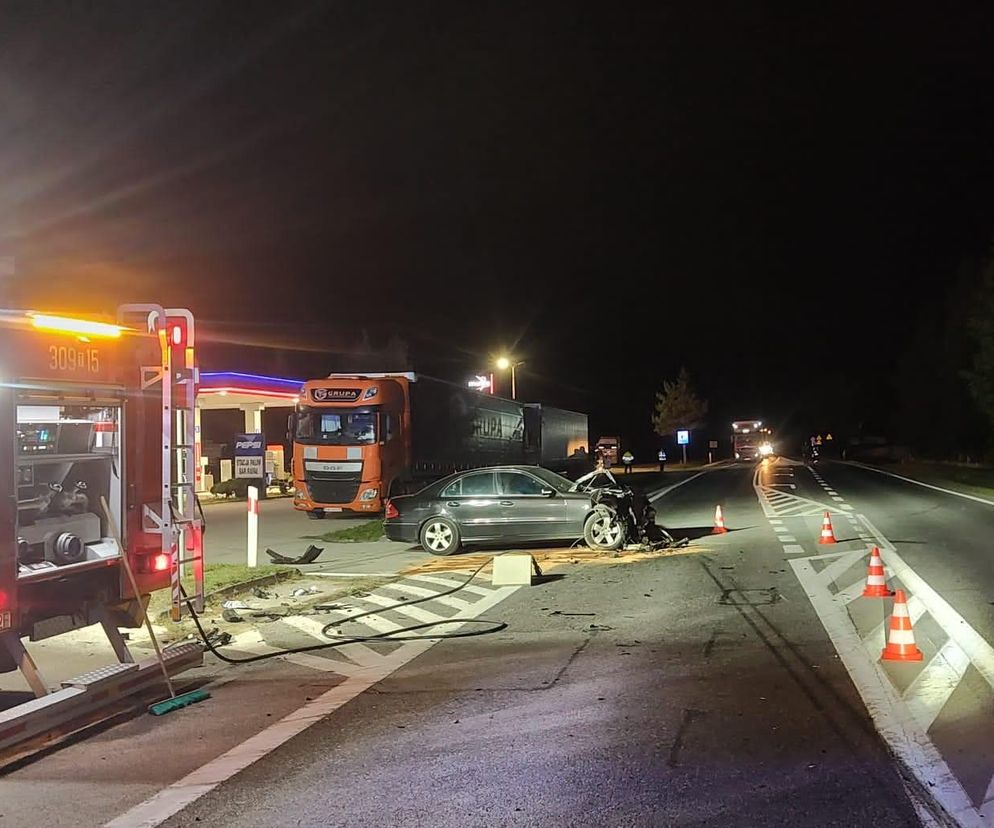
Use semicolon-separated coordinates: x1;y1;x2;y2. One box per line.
420;517;461;556
584;509;623;551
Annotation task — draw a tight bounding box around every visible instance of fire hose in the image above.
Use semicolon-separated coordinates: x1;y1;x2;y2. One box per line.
179;559;507;665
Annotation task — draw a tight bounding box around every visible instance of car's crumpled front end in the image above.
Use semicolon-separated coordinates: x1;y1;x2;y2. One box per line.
572;470;684;549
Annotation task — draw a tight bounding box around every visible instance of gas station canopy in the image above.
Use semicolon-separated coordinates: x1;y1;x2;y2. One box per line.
198;372;303;409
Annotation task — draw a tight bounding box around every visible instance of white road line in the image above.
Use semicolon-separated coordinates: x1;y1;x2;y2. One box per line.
981;773;994;814
816;549;868;587
859;514;994;694
905;640;971;731
836;581;867;604
769;519;783;525
326;606;405;635
354;591;448;624
282;615;336;642
780;535;797;542
378;581;473;610
782;544;806;555
648;470;709;501
789;557;982;827
849;462;994;508
407;573;494;596
309;571;401;578
105;586;520;828
225;634;344;674
832;496;846;502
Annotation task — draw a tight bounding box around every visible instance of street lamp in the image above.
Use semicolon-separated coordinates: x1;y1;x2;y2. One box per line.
495;356;522;399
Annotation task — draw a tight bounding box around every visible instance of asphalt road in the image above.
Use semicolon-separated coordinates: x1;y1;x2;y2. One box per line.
152;463;920;827
22;460;994;825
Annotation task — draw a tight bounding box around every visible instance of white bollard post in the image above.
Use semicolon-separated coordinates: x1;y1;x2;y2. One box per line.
247;485;259;568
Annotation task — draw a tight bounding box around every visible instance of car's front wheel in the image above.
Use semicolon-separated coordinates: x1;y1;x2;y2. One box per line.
306;510;325;520
420;517;461;556
584;509;624;551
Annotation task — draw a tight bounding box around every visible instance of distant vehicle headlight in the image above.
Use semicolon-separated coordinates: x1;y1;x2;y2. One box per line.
759;443;774;456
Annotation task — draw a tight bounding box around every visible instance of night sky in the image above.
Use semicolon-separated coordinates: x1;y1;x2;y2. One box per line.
3;3;994;454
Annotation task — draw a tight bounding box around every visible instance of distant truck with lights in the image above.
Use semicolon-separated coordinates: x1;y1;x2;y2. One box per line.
290;373;588;517
732;420;775;461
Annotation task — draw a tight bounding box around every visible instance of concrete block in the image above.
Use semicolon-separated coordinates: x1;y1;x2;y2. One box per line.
491;553;541;586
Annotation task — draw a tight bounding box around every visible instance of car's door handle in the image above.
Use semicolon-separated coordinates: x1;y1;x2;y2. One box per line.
499;501;513;506
446;501;461;507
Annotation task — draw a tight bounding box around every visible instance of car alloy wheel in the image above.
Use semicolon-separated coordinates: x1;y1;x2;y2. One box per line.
423;520;455;553
588;513;622;547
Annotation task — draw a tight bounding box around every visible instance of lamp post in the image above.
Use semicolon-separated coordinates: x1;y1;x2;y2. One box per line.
495;356;522;400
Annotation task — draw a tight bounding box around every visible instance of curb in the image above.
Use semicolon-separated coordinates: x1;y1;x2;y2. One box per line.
204;569;301;602
153;570;301;623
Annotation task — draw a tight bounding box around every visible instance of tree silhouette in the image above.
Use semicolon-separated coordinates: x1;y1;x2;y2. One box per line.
652;367;708;437
964;263;994;440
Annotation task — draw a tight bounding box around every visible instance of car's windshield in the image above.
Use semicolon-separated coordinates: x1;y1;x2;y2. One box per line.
295;408;377;445
527;467;575;493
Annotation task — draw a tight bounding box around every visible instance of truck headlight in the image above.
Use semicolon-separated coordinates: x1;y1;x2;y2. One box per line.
759;443;773;456
360;487;379;501
294;484;309;499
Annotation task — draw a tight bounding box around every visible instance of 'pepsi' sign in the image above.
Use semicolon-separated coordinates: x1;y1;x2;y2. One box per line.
234;432;265;479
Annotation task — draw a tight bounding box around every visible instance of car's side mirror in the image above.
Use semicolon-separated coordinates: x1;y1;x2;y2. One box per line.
541;488;556;497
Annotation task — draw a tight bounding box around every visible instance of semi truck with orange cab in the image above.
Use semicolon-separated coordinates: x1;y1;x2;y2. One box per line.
291;373;587;517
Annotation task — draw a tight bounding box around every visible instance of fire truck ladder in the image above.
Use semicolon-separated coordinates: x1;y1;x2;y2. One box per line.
118;305;205;622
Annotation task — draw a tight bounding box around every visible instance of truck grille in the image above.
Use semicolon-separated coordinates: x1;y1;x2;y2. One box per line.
307;476;361;505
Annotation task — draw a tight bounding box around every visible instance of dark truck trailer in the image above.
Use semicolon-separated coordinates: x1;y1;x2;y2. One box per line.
524;404;590;477
408;376;527;477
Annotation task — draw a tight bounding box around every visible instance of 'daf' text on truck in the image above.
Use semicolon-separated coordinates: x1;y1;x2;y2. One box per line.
290;373;588;517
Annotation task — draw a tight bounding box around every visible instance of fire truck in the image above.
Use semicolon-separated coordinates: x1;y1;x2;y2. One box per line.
0;305;205;753
732;419;775;461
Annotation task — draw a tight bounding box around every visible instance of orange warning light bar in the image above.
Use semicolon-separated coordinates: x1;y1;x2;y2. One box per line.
30;313;124;339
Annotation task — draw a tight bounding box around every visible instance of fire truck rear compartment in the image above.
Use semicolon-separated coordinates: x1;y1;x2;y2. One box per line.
15;400;124;582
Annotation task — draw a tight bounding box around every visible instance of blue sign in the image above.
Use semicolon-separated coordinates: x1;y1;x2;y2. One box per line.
234;432;265;479
677;429;690;446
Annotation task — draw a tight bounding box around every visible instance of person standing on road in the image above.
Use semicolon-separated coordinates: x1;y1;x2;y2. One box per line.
658;448;667;472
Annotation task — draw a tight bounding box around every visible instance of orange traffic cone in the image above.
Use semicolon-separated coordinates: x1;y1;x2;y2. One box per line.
862;547;891;597
712;505;728;534
881;589;923;662
818;511;837;545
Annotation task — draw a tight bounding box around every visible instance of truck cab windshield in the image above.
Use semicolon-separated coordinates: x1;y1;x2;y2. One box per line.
295;408;377;445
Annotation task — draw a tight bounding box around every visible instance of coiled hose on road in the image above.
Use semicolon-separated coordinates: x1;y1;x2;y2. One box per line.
180;559;507;665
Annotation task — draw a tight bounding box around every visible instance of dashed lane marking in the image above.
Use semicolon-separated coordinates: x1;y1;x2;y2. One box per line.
378;581;473;611
353;591;449;625
407;573;496;597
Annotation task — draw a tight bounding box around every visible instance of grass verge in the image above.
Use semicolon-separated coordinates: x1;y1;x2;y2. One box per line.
305;520;385;543
147;563;298;618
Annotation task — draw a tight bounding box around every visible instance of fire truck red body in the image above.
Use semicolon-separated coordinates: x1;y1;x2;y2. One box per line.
0;305;203;682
